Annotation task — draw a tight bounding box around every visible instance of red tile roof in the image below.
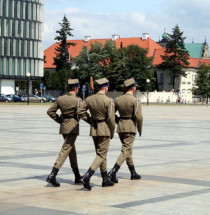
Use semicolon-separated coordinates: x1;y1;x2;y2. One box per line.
44;37;210;69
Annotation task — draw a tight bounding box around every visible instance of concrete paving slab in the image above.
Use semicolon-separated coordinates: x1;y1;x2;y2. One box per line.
0;104;210;215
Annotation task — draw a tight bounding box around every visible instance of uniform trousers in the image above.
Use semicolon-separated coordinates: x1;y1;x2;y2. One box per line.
116;133;135;166
90;136;110;172
54;133;78;170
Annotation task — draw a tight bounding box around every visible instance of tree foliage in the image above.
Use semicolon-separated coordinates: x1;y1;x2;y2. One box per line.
158;25;189;90
53;15;75;90
192;64;210;104
73;41;155;91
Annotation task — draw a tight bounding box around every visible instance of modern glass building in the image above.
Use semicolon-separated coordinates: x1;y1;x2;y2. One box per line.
0;0;44;94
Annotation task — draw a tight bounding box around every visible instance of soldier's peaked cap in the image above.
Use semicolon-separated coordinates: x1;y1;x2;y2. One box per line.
68;79;79;87
96;78;109;87
124;78;137;88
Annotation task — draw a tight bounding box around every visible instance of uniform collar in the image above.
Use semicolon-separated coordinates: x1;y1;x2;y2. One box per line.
97;91;105;95
125;92;134;95
67;92;76;96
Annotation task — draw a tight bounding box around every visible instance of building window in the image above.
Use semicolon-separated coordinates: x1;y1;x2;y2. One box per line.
0;19;2;36
159;74;163;84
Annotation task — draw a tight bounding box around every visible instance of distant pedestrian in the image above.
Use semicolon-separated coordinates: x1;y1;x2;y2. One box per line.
46;79;82;187
108;78;143;183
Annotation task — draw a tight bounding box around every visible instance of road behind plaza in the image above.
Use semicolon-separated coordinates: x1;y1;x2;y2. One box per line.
0;104;210;215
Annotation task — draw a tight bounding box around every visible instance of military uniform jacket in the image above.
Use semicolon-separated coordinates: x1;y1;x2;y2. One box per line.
77;92;115;138
47;93;82;135
115;92;143;135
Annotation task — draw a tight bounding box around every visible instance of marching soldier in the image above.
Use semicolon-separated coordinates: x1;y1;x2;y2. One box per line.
108;78;143;183
46;79;82;187
77;78;115;190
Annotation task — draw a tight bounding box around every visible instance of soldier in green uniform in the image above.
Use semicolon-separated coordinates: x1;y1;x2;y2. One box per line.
46;79;82;187
108;78;143;183
77;78;115;190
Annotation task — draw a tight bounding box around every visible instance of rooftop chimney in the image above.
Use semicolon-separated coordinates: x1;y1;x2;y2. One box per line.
142;33;150;40
112;34;120;41
84;36;91;42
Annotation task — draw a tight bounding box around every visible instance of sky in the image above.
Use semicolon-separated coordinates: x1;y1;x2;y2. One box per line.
44;0;210;49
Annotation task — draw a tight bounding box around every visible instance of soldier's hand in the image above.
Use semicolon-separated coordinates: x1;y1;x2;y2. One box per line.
88;117;93;125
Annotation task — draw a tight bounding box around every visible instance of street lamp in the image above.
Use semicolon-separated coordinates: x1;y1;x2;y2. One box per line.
146;79;150;106
26;72;31;105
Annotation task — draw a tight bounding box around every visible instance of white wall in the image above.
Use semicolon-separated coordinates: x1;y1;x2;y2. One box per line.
107;90;193;103
0;79;15;94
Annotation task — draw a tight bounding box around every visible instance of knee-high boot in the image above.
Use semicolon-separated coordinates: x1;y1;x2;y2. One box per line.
72;168;82;184
46;167;60;187
108;163;120;183
128;165;141;180
81;167;95;190
101;171;114;187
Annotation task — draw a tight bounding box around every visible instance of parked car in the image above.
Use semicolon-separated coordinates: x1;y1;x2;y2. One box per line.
34;95;47;103
41;95;56;103
0;95;8;102
5;94;26;102
0;95;14;102
22;95;40;103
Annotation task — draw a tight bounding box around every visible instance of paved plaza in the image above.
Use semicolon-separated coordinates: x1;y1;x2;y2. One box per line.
0;104;210;215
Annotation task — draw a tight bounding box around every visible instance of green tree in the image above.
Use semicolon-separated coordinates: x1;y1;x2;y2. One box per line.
125;45;154;91
193;64;210;104
74;42;155;91
74;41;110;88
106;45;154;91
158;25;189;90
54;15;75;90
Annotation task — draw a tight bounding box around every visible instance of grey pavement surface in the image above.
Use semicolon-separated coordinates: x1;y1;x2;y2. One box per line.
0;104;210;215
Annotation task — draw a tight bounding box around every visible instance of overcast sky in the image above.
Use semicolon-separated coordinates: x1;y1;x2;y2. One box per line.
44;0;210;49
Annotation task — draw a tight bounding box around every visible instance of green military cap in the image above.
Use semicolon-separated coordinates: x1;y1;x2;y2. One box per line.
68;79;80;87
124;78;137;88
96;78;109;87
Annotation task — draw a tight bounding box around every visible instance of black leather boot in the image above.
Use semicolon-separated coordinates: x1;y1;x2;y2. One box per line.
81;167;95;190
101;171;114;187
128;165;141;180
72;168;82;184
108;163;120;183
46;167;60;187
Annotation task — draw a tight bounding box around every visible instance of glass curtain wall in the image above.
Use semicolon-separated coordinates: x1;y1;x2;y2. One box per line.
0;0;44;78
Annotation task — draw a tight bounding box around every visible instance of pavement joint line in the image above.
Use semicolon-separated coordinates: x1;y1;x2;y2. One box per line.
1;105;210;214
1;169;210;188
111;187;210;208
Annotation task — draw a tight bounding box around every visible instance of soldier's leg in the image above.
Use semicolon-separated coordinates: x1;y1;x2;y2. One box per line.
53;134;75;169
91;136;110;171
67;134;82;184
125;134;141;180
116;133;134;166
82;137;111;190
125;134;135;167
47;134;73;187
108;133;133;183
95;138;114;187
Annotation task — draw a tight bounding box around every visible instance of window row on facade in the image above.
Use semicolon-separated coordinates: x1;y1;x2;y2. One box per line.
0;19;43;41
158;72;197;85
0;0;44;22
0;57;43;77
0;38;43;59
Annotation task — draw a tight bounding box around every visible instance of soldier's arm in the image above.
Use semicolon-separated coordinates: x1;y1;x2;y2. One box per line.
114;99;119;124
133;98;143;136
77;100;92;124
47;101;62;124
107;99;115;139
